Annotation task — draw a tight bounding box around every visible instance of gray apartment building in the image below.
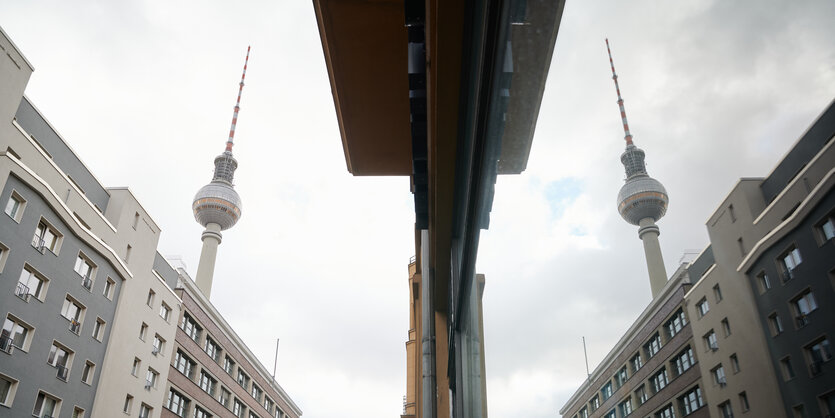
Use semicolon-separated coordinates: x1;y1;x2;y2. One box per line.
0;25;301;418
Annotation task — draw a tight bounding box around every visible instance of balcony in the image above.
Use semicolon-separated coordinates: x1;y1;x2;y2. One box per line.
31;237;46;254
15;282;30;301
0;336;13;354
69;320;81;335
56;364;69;381
810;361;824;376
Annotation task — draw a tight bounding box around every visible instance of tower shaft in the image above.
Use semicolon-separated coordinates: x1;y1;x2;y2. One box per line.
638;218;667;298
195;223;223;298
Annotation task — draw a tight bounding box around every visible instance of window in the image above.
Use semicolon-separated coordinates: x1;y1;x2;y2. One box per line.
47;342;72;381
199;370;217;396
0;374;18;406
768;313;784;336
673;346;695;376
61;296;85;334
219;387;231;407
651;368;668;393
139;403;153;418
33;391;61;418
250;412;261;418
792;405;805;418
718;401;733;418
817;215;835;242
195;406;212;418
603;409;616;418
82;361;95;385
125;245;132;262
166;389;189;417
0;242;8;273
264;397;274;413
124;394;134;413
635;385;648;405
139;322;148;340
224;356;236;375
73;406;85;418
721;318;731;337
696;298;710;317
666;309;687;339
730;354;740;373
656;403;675;418
147;289;155;307
251;383;263;401
757;272;772;293
2;315;32;351
713;364;727;386
615;366;628;387
74;254;95;283
160;303;172;321
32;220;60;254
205;337;221;362
631;353;643;372
678;386;704;415
737;237;745;256
780;246;802;281
704;330;718;351
807;338;832;376
780;357;796;380
645;333;662;358
275;409;285;418
16;265;48;301
181;313;202;342
237;369;250;389
619;398;632;416
820;391;835;416
92;318;106;341
175;350;196;378
103;277;115;300
792;290;818;326
233;399;246;417
132;358;141;376
578;407;588;418
589;395;600;411
133;212;141;229
713;284;723;302
4;191;25;222
601;381;613;400
152;334;165;355
146;368;159;389
738;392;750;412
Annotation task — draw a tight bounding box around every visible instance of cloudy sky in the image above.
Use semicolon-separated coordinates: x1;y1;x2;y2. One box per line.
1;1;834;417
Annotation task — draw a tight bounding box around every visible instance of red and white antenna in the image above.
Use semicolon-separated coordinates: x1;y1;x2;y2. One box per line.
226;46;251;153
605;39;633;146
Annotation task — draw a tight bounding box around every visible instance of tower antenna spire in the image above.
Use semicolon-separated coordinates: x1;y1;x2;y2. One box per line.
226;46;251;153
605;38;633;146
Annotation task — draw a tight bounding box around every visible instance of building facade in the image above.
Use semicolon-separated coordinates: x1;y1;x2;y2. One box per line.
687;99;835;418
560;265;710;418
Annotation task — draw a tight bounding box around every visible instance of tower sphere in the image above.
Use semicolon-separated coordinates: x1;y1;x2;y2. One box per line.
617;175;668;226
192;181;242;231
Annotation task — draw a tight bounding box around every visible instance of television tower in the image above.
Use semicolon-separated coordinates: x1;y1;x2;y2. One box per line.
192;47;250;298
606;39;670;298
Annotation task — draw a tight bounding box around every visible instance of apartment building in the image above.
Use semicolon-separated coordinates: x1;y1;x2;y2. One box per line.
0;26;182;418
161;265;301;418
560;265;710;418
687;99;834;418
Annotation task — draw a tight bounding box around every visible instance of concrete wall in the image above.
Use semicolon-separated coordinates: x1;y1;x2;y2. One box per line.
0;168;122;418
0;27;32;128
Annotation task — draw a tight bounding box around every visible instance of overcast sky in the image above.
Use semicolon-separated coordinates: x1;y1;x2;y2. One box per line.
1;1;834;417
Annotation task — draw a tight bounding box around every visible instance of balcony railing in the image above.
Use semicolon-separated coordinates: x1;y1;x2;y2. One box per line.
781;269;795;283
709;342;719;351
56;364;69;381
796;315;810;328
810;361;823;376
0;336;14;354
31;237;46;253
145;379;153;390
152;346;160;356
82;277;93;291
15;282;30;301
69;320;81;334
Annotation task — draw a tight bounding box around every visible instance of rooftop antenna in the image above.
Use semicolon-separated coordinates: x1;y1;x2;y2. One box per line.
272;338;279;380
605;38;633;146
226;46;251;153
583;336;590;380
